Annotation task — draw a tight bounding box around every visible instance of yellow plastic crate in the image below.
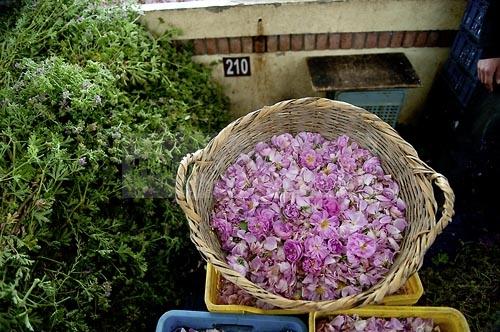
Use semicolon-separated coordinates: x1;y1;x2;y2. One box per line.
205;263;423;314
309;306;470;332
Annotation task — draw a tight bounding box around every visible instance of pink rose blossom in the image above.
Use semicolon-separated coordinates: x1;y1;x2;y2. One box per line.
304;235;328;260
300;148;322;170
263;236;279;251
272;221;293;240
311;210;339;237
303;279;335;301
271;133;294;150
314;174;335;191
283;203;300;220
327;238;344;254
231;241;249;257
247;216;270;238
255;142;272;156
302;257;323;275
323;196;340;215
227;255;249;276
363;156;382;174
347;233;377;259
256;208;276;222
283;239;303;262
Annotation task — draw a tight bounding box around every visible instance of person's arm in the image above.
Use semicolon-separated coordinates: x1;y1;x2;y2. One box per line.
477;0;500;92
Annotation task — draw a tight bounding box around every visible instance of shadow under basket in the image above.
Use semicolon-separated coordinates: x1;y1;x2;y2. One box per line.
176;97;455;312
205;263;424;314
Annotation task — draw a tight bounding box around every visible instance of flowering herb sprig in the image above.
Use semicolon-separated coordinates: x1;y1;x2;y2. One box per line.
317;315;437;332
212;132;407;301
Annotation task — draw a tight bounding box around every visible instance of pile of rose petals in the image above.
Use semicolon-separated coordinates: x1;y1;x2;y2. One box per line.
212;132;407;301
317;315;436;332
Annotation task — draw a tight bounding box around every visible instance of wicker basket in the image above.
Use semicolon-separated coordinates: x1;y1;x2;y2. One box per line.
176;97;454;312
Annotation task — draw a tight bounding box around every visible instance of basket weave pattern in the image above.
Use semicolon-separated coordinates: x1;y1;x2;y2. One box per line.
176;98;454;312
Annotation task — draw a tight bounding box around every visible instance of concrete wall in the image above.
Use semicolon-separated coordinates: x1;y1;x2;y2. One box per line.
141;0;467;123
191;48;451;122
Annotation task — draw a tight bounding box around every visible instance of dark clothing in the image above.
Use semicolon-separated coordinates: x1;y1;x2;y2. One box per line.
456;0;500;235
436;0;500;242
469;91;500;223
480;0;500;59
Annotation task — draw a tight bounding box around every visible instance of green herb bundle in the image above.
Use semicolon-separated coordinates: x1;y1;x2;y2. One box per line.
0;1;228;330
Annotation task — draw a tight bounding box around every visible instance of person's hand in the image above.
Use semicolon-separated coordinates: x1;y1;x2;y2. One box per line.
477;58;500;92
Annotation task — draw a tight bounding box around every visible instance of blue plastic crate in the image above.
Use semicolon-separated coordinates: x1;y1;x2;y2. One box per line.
156;310;307;332
450;30;483;77
443;59;479;107
332;89;406;128
461;0;490;41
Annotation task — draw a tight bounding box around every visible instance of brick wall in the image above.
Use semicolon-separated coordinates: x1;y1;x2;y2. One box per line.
187;30;456;56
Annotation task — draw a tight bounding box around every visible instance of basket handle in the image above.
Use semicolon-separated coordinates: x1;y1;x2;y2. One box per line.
421;171;455;250
175;149;204;224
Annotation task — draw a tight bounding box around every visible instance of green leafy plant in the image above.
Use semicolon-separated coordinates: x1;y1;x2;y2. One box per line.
0;1;228;331
431;252;449;266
